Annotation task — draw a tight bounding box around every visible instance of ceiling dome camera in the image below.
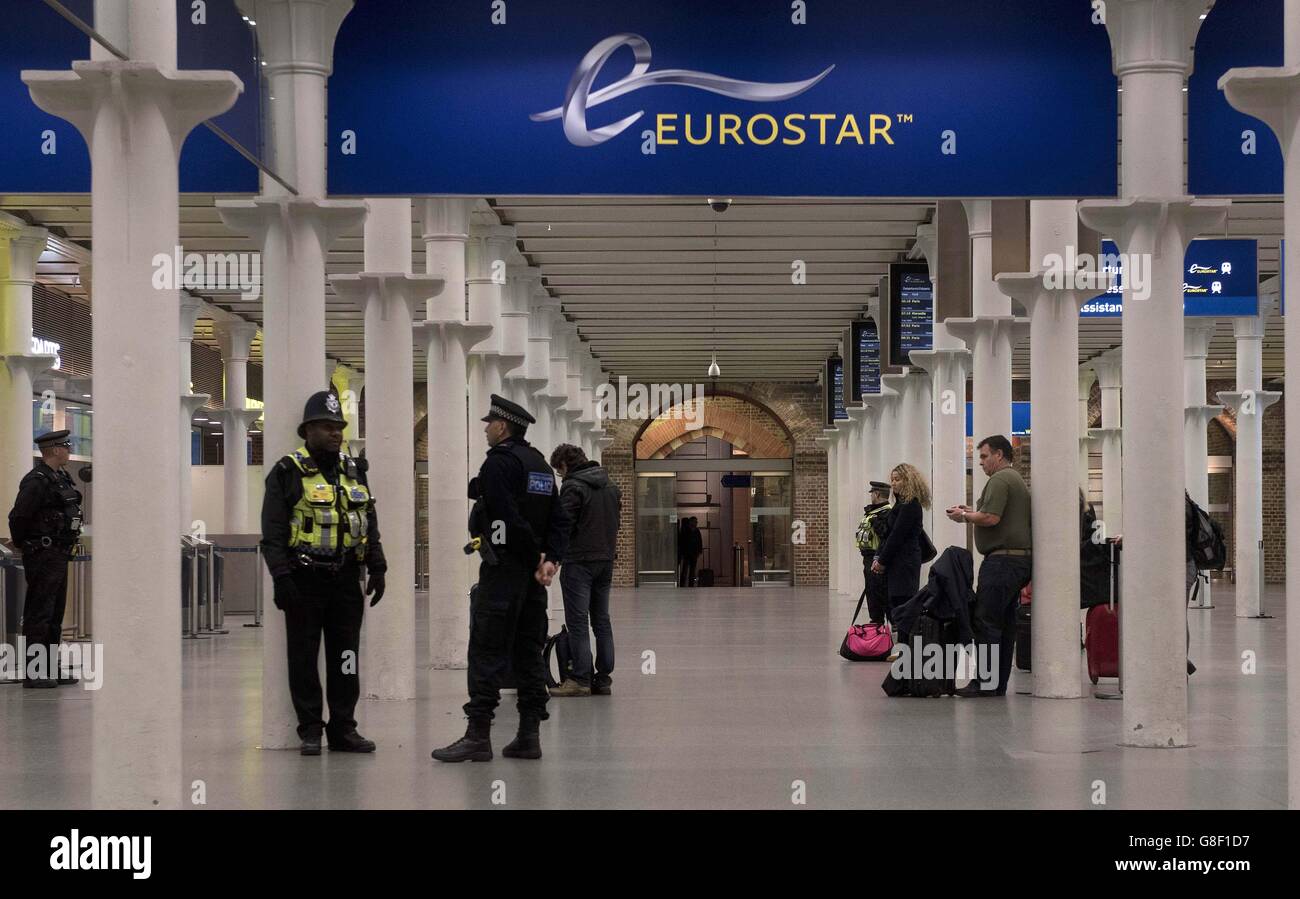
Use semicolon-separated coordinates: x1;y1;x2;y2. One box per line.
707;198;732;213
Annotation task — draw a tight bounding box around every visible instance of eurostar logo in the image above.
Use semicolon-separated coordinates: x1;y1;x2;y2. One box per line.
1188;263;1218;275
530;33;835;147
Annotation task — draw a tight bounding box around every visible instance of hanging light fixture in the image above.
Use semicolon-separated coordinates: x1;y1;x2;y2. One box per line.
707;215;721;380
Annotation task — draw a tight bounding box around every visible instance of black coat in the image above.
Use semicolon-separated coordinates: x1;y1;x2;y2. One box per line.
891;546;976;645
874;497;923;598
558;461;622;562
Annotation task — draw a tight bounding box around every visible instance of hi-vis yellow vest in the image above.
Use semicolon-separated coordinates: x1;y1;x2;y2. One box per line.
286;447;371;561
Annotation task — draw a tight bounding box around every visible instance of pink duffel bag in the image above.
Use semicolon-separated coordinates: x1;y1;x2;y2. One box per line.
838;587;893;662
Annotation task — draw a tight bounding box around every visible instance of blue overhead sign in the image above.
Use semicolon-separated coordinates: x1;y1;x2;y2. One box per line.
328;0;1118;197
1188;0;1285;196
1080;239;1259;318
0;0;260;193
966;402;1031;438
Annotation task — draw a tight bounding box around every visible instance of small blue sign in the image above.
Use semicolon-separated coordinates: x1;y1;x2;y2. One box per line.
527;471;555;495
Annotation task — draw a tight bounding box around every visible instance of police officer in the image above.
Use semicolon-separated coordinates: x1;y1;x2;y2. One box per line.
7;429;83;688
261;391;386;756
432;394;570;763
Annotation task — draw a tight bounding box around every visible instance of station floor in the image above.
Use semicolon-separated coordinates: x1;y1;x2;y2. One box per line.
0;583;1287;809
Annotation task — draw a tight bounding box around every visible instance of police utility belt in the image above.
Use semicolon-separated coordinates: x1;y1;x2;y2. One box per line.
284;447;371;572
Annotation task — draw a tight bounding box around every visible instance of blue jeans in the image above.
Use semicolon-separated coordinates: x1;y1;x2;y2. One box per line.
560;561;615;687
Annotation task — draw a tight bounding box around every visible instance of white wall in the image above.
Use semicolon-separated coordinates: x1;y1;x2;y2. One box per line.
190;466;264;534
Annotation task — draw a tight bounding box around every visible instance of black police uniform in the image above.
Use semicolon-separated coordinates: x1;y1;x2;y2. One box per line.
7;430;82;684
260;393;386;746
464;429;570;721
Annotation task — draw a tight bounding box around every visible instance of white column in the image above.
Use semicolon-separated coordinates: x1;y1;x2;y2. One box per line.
996;200;1088;700
333;198;443;701
1089;351;1124;539
1183;319;1223;609
466;223;512;428
859;394;888;487
1078;367;1097;493
418;197;485;669
1079;0;1228;748
179;294;210;534
24;0;241;805
559;326;586;446
499;263;531;407
524;285;556;455
215;0;363;750
844;404;869;594
1220;0;1300;808
545;309;574;447
948;201;1026;505
0;218;54;533
582;356;606;460
819;430;841;594
214;322;262;533
907;226;968;552
1217;314;1281;618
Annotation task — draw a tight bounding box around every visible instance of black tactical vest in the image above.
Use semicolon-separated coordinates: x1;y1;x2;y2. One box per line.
498;438;556;554
24;466;83;543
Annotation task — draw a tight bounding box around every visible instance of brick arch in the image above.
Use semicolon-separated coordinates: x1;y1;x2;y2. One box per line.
637;403;793;459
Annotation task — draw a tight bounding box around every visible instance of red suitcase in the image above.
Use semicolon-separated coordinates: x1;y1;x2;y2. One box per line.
1086;542;1120;683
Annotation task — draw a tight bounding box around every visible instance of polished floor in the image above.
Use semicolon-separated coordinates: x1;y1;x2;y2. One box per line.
0;583;1287;809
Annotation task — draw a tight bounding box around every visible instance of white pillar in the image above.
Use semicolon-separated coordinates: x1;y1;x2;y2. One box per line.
1217;313;1281;618
1184;318;1223;609
333;198;443;701
522;282;556;455
418;197;485;669
559;327;586;446
820;430;841;594
844;404;869;594
24;0;241;805
214;321;262;533
1079;0;1228;749
1219;0;1300;808
1089;351;1124;538
0;218;54;533
545;309;574;447
996;200;1088;699
1078;367;1097;493
179;294;210;534
467;223;512;431
499;263;531;408
214;0;363;750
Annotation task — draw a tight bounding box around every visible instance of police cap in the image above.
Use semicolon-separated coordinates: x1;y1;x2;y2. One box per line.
869;480;891;493
481;394;535;427
297;390;347;438
35;429;72;449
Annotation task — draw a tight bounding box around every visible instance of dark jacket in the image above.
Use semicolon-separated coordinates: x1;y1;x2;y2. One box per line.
1079;498;1111;607
8;462;82;551
680;525;703;561
874;496;924;598
558;461;621;563
892;546;976;645
468;437;571;568
261;448;386;579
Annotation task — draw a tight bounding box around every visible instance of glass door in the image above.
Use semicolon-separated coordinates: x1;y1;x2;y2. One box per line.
635;473;678;586
749;473;793;585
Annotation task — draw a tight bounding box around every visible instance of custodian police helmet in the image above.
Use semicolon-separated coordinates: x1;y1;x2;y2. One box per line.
297;390;348;438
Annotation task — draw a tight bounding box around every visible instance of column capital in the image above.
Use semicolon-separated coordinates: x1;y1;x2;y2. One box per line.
214;407;264;429
214;320;261;361
179;293;205;336
1;354;57;380
182;394;212;418
238;0;355;78
0;222;49;283
1182;317;1219;358
1088;351;1123;388
217;196;367;245
1184;404;1225;426
24;62;242;155
419;197;476;243
331;272;445;317
943;315;1031;347
1078;197;1231;256
960;199;993;240
1079;366;1097;395
1232;313;1268;341
1216;389;1283;415
414;319;492;355
906;346;971;377
1218;68;1300;155
909;223;939;286
1103;0;1209;79
996;272;1097;316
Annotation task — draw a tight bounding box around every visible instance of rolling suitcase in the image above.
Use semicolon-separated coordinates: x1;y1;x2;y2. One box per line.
1086;542;1120;683
696;568;714;587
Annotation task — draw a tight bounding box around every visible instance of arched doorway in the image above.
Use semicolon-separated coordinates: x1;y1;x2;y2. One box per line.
632;392;795;587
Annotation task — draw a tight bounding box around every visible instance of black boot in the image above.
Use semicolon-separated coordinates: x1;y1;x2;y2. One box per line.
502;714;542;760
23;642;56;688
328;729;376;753
431;718;492;762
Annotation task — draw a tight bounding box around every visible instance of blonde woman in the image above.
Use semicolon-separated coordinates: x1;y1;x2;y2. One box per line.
869;463;932;624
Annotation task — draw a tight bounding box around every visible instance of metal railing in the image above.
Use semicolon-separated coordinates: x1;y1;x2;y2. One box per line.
209;544;264;628
415;543;430;590
67;549;91;639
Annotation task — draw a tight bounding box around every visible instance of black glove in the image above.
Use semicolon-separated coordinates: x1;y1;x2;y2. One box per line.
272;575;299;611
365;572;386;607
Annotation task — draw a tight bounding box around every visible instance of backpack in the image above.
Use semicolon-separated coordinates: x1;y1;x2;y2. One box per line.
1186;494;1227;571
543;626;573;688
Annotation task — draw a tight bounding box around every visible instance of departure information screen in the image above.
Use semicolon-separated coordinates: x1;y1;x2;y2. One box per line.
826;356;847;425
852;319;881;399
889;263;933;365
